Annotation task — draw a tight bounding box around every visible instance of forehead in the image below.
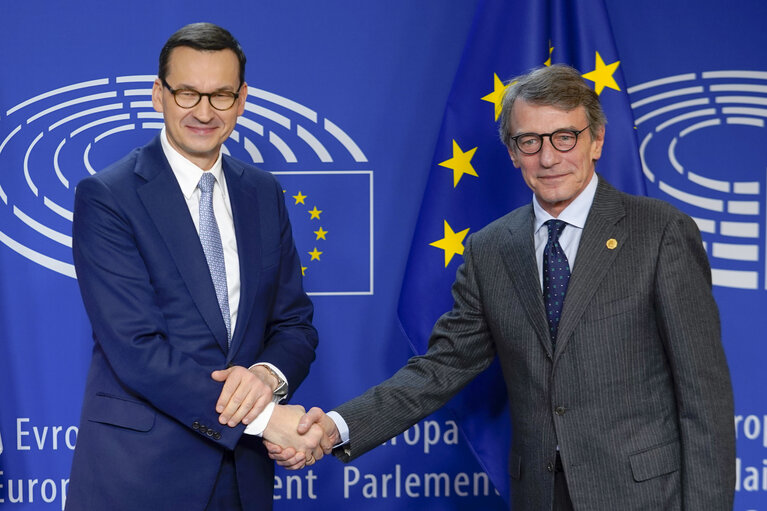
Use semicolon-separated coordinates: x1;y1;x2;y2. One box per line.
510;100;588;134
165;46;240;87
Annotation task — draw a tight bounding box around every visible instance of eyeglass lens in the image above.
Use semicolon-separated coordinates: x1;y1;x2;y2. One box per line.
173;90;237;110
516;130;580;154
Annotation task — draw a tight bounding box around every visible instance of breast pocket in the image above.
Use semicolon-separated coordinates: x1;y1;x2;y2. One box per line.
583;293;639;323
261;247;280;271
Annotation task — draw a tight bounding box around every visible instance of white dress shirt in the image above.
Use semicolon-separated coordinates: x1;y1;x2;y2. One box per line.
532;172;599;288
160;128;284;436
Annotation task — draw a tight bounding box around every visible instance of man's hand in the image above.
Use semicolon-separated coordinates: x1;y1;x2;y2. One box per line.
265;407;340;469
263;404;325;469
211;365;275;427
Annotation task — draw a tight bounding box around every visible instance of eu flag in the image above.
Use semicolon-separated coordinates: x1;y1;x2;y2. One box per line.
397;0;644;502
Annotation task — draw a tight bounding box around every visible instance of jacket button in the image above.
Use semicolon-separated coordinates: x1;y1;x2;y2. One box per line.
199;426;208;434
555;406;566;416
214;432;222;440
192;421;200;430
546;462;554;472
206;429;214;437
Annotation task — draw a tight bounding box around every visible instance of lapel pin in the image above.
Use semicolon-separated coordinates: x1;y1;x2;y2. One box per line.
606;238;618;250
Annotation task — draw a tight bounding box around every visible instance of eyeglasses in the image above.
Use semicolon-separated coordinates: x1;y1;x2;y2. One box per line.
510;125;590;155
162;79;240;111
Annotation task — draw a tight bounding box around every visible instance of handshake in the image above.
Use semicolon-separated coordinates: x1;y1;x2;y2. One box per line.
262;405;339;469
211;365;340;469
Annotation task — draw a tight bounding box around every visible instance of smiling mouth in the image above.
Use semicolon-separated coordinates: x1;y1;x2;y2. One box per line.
186;126;218;135
539;173;569;180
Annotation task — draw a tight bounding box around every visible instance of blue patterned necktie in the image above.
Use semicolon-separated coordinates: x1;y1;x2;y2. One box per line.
543;219;571;347
198;172;231;345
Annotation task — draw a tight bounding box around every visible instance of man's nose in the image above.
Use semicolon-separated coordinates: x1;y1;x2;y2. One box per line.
193;96;215;121
538;136;560;166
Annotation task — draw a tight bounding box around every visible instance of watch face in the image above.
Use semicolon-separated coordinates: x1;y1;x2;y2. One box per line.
261;365;286;395
274;383;288;398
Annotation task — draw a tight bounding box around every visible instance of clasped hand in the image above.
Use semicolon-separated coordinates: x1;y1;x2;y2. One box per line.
262;405;333;468
264;407;340;470
211;365;275;427
210;367;336;468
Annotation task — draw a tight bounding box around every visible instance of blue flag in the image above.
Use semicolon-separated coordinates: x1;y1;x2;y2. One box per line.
397;0;644;502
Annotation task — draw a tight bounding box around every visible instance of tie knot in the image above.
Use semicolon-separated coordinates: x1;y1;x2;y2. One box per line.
545;219;567;243
198;172;216;193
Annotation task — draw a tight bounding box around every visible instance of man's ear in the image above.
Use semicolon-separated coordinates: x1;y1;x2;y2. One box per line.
151;78;164;114
590;124;605;161
507;146;520;169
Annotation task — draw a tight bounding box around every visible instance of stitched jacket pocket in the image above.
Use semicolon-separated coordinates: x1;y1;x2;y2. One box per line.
629;439;680;482
87;393;155;432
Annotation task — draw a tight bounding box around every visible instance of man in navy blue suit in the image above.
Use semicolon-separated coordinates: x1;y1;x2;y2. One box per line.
66;23;323;510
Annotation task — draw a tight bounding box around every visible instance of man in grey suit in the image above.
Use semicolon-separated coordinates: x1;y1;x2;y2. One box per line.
269;65;735;510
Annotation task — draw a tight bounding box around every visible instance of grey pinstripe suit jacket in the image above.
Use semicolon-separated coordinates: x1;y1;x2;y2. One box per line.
335;177;735;509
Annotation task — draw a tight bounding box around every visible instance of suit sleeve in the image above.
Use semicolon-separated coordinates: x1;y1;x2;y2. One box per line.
654;212;735;508
334;235;496;461
251;177;318;395
73;176;245;449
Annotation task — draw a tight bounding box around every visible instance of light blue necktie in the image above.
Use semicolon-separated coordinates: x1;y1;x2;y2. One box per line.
198;172;231;345
543;219;571;347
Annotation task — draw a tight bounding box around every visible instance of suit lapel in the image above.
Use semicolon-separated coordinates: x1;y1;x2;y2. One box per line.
497;206;553;357
135;137;230;353
555;178;627;357
224;157;262;359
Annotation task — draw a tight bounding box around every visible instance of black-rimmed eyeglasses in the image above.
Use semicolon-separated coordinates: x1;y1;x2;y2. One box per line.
162;79;240;111
510;125;590;155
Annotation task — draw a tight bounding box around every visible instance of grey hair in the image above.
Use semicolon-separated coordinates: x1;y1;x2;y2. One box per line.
498;64;606;149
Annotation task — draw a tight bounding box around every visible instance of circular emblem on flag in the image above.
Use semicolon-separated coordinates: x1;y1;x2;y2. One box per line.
629;70;767;290
0;75;368;281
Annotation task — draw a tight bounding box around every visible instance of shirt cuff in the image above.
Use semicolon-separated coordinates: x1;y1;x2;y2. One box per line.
243;401;276;437
248;362;289;402
326;410;350;445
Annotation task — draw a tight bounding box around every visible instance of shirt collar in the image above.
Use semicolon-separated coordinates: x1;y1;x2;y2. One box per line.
533;172;599;233
160;127;224;199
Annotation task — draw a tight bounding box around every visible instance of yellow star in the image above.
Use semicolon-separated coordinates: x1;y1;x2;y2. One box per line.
308;247;323;261
438;140;478;188
581;52;621;95
301;266;307;276
544;41;554;67
314;227;328;240
293;191;307;205
429;220;470;267
308;206;322;220
481;73;509;121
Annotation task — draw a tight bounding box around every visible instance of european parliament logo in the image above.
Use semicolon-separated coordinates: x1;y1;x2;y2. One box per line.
0;76;373;295
629;69;767;291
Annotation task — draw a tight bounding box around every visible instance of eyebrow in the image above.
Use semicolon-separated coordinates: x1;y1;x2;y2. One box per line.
172;83;238;93
513;125;580;135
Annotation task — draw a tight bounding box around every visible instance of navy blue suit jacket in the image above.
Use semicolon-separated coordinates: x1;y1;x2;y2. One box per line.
67;135;317;510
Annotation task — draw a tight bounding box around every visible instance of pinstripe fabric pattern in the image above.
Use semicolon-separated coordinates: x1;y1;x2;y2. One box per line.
335;178;735;510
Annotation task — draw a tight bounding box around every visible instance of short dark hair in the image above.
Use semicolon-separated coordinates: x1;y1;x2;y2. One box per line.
499;64;606;149
158;22;246;87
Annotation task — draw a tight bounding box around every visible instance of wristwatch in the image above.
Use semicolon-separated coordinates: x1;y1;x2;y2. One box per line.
261;364;288;399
